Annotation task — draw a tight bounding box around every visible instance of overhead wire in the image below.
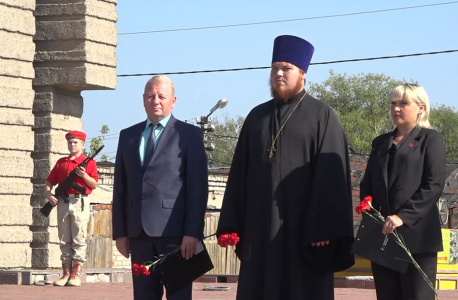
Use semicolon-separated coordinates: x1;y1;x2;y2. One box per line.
118;1;458;36
117;49;458;77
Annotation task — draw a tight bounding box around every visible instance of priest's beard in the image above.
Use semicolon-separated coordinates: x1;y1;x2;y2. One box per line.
270;77;305;102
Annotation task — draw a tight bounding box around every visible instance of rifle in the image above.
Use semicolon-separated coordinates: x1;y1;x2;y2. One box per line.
40;145;104;217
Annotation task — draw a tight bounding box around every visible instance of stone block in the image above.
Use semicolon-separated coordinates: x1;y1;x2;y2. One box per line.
35;2;87;17
31;244;60;269
34;114;83;131
0;57;34;79
87;0;118;22
0;177;33;195
31;207;50;227
31;248;49;269
0;243;32;268
85;63;117;90
0;107;33;126
0;124;34;151
0;149;33;177
0;75;32;89
33;158;52;180
34;63;116;90
0;226;33;242
35;1;117;22
34;131;69;153
35;19;85;41
35;17;116;46
0;4;35;36
53;93;84;116
33;92;54;113
0;0;35;11
36;42;116;68
85;41;117;67
0;85;34;108
86;16;117;46
0;31;35;61
0;203;33;225
32;183;46;198
31;227;59;244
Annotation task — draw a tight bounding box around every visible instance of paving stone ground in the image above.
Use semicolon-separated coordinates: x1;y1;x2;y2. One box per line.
0;282;457;300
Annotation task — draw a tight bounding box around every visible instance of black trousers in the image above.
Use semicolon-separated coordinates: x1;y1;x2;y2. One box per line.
371;252;437;300
130;236;191;300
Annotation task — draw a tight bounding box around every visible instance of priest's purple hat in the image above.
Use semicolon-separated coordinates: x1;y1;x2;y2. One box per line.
271;35;314;73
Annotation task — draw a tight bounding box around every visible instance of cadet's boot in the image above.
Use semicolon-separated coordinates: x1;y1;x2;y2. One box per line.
53;262;71;286
66;261;83;286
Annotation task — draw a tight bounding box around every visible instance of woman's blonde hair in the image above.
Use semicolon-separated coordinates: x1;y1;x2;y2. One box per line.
388;83;431;128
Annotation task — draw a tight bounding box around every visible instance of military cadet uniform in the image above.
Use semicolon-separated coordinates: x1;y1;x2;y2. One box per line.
46;131;99;287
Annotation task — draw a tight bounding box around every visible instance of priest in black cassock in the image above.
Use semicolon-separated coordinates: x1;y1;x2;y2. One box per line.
217;35;355;300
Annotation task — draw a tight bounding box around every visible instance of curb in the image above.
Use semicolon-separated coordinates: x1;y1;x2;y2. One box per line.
1;269;379;289
0;268;132;285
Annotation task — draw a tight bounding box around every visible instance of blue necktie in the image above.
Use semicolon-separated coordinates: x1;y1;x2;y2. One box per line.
144;123;158;166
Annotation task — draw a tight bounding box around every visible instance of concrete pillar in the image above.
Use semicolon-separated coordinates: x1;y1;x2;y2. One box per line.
0;0;36;269
31;0;117;268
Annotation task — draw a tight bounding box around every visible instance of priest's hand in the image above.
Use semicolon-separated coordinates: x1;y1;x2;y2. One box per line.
311;240;330;247
382;215;403;235
181;236;198;260
116;237;130;259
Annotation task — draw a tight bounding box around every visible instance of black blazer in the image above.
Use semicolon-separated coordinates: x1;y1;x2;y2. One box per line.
112;115;209;240
360;127;446;253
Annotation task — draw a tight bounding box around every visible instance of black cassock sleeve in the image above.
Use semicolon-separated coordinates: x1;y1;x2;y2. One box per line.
301;108;355;272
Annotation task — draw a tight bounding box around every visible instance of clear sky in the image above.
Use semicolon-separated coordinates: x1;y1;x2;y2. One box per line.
81;0;458;160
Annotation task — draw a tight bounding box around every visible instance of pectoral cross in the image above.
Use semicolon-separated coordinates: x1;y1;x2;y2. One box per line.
268;146;276;159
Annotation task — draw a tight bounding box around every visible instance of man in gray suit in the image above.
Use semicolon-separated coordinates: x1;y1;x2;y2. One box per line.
112;75;209;300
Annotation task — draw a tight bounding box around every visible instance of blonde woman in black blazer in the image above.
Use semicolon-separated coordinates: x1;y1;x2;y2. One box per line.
360;84;446;300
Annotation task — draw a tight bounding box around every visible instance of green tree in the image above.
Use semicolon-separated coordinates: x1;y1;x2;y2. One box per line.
308;70;408;154
430;105;458;161
309;70;458;161
83;125;110;162
207;115;245;168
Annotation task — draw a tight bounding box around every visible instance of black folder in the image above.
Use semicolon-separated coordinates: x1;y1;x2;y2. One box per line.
351;214;419;273
158;241;214;295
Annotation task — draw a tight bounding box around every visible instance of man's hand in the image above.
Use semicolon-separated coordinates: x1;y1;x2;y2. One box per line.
45;191;58;206
181;236;198;260
116;237;130;259
311;240;330;247
382;215;403;235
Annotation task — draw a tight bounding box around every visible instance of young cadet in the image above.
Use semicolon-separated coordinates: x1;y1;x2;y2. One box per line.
45;130;99;287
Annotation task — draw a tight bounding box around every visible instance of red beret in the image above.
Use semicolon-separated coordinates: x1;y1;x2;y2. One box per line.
65;130;86;141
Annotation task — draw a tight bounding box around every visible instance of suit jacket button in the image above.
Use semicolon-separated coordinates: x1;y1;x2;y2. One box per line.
142;194;147;199
396;185;402;191
143;176;148;182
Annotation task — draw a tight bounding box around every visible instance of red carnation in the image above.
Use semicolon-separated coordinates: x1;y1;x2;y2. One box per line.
141;265;151;276
218;233;240;247
229;232;240;245
132;263;142;276
356;196;372;215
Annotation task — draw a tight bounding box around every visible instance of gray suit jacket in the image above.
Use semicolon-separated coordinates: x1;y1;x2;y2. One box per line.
112;115;208;240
